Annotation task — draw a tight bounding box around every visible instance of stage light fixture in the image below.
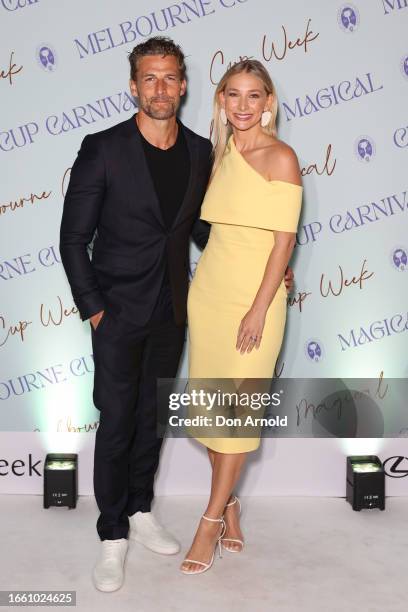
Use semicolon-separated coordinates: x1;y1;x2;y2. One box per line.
346;455;385;511
43;453;78;509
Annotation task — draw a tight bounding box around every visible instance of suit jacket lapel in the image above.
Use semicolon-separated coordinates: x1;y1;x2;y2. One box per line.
171;119;199;230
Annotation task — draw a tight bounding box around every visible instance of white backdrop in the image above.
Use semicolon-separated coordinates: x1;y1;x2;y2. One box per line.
1;0;408;496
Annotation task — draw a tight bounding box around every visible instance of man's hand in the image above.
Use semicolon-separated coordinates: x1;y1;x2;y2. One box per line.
284;266;294;293
90;310;104;330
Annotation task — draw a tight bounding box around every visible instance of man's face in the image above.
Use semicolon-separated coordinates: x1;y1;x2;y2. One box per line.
129;54;186;120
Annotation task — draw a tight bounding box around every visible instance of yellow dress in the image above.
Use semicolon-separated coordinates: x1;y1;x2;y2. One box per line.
187;135;303;453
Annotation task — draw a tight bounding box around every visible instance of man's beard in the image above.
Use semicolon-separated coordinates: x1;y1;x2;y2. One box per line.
141;96;178;120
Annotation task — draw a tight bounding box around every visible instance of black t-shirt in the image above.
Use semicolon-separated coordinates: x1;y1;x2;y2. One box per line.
139;123;190;229
138;122;191;323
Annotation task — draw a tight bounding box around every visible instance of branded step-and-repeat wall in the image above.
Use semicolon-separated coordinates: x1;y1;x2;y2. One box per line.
1;0;407;496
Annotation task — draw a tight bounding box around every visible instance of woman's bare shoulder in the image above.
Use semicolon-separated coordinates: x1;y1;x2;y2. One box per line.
263;139;302;185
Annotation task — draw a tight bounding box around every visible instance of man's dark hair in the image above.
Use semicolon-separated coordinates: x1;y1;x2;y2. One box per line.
128;36;186;81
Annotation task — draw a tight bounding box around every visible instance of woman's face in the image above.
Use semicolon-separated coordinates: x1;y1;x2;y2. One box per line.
220;72;272;132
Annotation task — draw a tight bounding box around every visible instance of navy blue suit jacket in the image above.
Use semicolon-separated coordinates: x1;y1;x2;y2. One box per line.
60;114;212;326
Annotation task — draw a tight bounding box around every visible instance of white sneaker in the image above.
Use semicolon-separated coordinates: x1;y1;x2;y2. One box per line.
92;538;128;592
129;511;180;555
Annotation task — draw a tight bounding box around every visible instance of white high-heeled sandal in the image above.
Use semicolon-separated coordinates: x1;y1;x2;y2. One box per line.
180;514;226;575
221;495;244;553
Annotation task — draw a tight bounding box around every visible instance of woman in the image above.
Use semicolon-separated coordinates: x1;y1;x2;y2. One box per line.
180;59;303;574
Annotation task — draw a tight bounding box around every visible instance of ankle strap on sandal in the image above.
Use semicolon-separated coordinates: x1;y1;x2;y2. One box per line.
201;514;224;524
226;495;241;507
202;514;226;540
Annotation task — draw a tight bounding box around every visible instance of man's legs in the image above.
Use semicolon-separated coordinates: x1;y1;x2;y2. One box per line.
127;317;186;516
92;313;146;541
92;307;185;540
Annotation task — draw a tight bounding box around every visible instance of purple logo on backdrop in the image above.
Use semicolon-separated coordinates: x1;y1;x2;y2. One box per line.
36;44;57;72
355;136;375;162
338;5;359;32
305;340;323;363
400;55;408;80
390;247;407;271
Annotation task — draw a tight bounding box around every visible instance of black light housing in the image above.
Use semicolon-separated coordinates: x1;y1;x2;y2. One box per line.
346;455;385;511
43;453;78;509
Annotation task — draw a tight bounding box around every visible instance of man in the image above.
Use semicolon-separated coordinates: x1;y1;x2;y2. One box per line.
60;36;293;592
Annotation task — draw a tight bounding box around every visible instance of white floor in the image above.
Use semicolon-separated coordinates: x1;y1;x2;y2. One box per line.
0;495;406;612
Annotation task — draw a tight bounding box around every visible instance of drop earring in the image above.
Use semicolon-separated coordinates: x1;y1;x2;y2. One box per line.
220;108;228;126
261;110;272;127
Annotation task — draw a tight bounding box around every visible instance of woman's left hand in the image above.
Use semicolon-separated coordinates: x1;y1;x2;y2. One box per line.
236;308;266;354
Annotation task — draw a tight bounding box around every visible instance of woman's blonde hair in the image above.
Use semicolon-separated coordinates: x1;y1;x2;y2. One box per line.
210;59;278;177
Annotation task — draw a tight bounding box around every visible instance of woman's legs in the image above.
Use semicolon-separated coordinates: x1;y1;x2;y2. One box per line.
181;450;247;572
207;448;244;551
